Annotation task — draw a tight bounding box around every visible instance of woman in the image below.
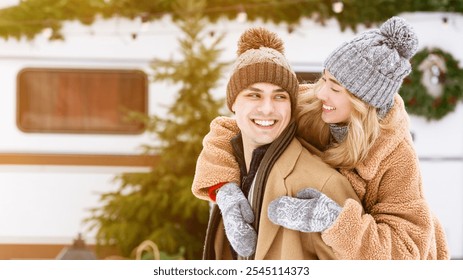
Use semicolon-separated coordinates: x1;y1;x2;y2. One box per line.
192;16;449;259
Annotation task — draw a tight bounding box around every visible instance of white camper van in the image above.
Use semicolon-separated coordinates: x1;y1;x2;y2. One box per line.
0;13;461;259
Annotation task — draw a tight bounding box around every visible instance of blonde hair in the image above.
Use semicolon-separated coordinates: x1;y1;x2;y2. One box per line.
297;79;388;170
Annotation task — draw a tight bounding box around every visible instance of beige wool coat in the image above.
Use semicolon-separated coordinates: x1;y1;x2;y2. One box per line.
192;94;449;260
193;119;360;259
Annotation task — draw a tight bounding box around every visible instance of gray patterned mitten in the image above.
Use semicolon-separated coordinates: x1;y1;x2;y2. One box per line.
268;188;341;232
216;182;257;257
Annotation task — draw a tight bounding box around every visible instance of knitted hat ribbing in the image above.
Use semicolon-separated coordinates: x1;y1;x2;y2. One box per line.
324;16;419;116
226;27;299;113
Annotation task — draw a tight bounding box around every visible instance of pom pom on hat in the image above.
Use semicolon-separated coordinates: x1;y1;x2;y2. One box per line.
237;27;285;56
380;16;418;59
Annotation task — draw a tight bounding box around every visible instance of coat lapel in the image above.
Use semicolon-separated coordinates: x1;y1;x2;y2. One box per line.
254;139;303;259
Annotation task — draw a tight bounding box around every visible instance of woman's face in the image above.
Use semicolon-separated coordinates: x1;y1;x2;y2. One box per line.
316;70;352;124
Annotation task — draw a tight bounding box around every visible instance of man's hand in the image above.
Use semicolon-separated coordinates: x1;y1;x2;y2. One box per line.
216;183;257;257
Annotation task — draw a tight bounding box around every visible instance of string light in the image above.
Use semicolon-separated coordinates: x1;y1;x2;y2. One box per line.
236;5;247;23
41;27;53;39
287;25;295;34
442;16;449;27
332;0;344;14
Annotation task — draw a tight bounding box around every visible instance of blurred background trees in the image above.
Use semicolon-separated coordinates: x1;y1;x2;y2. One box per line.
1;0;462;41
84;0;228;259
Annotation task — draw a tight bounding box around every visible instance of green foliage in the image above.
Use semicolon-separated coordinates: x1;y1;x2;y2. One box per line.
85;0;229;259
1;0;462;41
0;0;105;40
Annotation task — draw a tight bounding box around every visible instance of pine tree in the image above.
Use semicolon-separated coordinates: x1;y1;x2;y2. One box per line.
85;0;229;259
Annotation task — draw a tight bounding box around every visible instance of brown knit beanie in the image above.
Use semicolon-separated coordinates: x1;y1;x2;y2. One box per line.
226;27;299;113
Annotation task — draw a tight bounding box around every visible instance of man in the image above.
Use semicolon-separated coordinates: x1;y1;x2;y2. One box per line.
192;27;360;260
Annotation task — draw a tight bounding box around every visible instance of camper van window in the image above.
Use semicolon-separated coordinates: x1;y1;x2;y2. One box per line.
16;68;148;134
295;72;321;84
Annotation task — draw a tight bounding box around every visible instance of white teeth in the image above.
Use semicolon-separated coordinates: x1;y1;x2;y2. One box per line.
323;104;336;111
254;120;275;127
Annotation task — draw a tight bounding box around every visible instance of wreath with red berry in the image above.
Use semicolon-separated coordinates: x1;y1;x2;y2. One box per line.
400;48;463;120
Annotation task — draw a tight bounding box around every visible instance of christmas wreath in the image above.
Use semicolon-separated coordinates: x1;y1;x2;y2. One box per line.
400;48;463;120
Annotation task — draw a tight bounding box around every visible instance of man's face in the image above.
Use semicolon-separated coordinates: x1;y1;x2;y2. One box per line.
232;82;291;152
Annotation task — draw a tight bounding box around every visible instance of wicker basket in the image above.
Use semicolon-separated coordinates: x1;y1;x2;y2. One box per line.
135;240;160;260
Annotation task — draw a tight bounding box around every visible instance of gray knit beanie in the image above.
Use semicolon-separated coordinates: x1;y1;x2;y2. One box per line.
324;16;419;116
227;27;299;113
